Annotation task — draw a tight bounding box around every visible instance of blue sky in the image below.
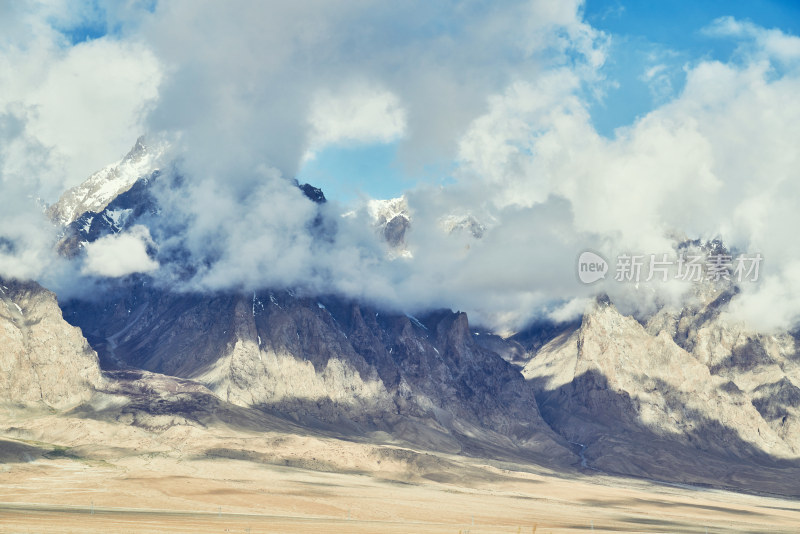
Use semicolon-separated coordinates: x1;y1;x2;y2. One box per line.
299;144;456;202
299;144;409;202
584;0;800;135
297;0;800;204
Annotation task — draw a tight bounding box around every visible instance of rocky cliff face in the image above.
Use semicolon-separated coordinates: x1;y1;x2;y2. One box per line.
0;278;102;409
523;293;800;494
51;166;566;459
62;282;566;460
650;291;800;458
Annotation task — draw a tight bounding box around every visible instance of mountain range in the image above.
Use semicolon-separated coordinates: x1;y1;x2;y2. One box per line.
2;139;800;529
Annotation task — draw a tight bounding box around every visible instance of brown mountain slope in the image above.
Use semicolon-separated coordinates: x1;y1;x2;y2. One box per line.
0;278;102;409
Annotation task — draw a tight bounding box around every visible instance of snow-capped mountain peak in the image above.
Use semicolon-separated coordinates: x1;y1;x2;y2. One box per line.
48;137;166;226
367;196;413;257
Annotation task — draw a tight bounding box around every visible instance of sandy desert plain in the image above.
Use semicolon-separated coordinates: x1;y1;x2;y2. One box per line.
1;403;800;534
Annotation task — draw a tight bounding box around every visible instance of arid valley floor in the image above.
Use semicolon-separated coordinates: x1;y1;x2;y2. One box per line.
2;408;799;533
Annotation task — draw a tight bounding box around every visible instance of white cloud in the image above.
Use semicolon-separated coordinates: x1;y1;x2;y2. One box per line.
727;263;800;332
0;2;162;280
640;63;675;102
83;225;159;278
306;84;406;158
124;8;800;332
0;108;60;280
7;4;800;335
135;0;604;183
113;0;609;322
0;6;162;198
549;297;592;323
24;38;161;191
420;19;800;329
705;16;800;64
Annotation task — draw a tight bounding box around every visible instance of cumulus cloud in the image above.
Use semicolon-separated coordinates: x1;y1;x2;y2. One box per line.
0;3;161;197
126;7;800;331
0;1;161;280
288;14;800;330
82;225;159;278
136;0;602;183
0;111;58;280
113;0;609;324
0;79;86;282
21;38;161;190
306;84;407;158
416;18;800;329
5;2;800;334
704;16;800;64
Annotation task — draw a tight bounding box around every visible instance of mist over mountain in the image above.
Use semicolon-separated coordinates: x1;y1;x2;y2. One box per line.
1;157;798;501
1;2;799;332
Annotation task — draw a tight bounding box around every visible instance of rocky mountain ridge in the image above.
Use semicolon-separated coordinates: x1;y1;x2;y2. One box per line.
0;278;102;408
47;136;164;226
521;289;800;493
3;140;800;498
61;279;569;463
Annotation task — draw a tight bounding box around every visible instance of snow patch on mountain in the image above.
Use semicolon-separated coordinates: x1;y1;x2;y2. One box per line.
439;213;487;239
368;196;412;257
48;137;166;226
